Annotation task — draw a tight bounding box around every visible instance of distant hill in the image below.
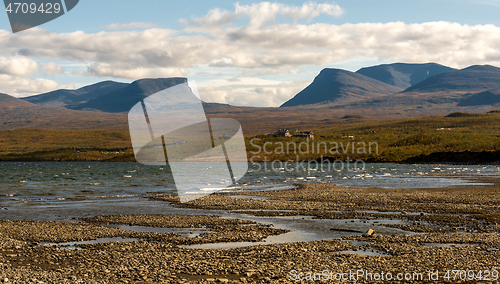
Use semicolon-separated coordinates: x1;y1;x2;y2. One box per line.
280;68;403;107
0;93;39;108
404;65;500;93
22;81;128;108
457;88;500;106
356;63;456;89
72;78;187;113
10;64;500;133
0;93;127;130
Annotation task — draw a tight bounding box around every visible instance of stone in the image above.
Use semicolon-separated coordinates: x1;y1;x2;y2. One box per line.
363;229;375;237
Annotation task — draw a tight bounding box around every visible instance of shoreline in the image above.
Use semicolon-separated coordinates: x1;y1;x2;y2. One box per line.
1;182;500;282
1;159;500;166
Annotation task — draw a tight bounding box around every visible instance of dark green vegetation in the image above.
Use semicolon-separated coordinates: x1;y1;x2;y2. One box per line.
247;111;500;163
0;128;134;162
2;111;500;163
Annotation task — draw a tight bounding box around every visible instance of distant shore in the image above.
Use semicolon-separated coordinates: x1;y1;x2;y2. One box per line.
2;149;500;165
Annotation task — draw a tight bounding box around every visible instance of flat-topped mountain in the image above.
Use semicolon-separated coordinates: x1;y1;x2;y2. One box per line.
280;68;403;107
356;63;456;89
72;78;187;113
22;81;128;108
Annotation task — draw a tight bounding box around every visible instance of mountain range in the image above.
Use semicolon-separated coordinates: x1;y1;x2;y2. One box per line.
281;63;500;107
1;62;500;133
356;63;456;89
23;78;187;113
280;68;403;107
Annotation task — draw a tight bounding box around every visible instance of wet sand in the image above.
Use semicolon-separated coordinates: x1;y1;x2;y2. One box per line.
1;179;500;283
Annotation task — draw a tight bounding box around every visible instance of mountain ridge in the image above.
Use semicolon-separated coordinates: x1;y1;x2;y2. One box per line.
404;65;500;93
280;68;403;107
72;77;187;113
356;62;456;89
22;81;128;108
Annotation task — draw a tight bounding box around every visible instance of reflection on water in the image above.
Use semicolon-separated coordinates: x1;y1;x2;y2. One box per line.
182;216;415;250
39;237;139;250
228;195;271;200
103;224;214;237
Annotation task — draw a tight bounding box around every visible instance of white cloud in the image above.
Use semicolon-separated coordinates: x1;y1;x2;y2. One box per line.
0;56;39;76
181;1;344;29
1;2;500;105
0;74;58;97
42;62;64;75
4;19;500;76
198;77;309;107
102;22;158;30
84;62;187;79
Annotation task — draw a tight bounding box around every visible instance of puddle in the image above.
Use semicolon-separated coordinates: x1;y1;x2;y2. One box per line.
218;184;296;194
228;195;271;201
359;210;427;216
230;185;296;192
103;224;214;237
39;237;139;250
339;240;388;256
182;216;416;250
230;209;296;212
424;243;475;248
337;248;388;256
183;231;320;250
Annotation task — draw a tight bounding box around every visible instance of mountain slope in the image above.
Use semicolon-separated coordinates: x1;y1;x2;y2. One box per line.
0;93;127;130
73;78;187;113
22;81;128;108
356;63;456;89
404;65;500;94
0;93;40;108
280;68;403;107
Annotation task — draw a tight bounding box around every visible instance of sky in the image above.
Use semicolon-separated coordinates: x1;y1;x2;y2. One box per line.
1;0;500;106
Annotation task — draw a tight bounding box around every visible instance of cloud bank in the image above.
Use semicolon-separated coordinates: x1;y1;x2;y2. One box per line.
1;1;500;105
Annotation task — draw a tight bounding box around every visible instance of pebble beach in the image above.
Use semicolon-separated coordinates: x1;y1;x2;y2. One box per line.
1;177;500;283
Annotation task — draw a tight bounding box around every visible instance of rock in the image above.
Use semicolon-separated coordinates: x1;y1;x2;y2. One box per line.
363;229;375;237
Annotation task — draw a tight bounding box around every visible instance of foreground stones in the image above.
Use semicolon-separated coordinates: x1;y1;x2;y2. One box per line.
362;229;375;237
1;179;500;283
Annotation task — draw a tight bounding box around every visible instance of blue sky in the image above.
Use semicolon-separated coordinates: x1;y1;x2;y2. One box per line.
1;0;500;106
2;0;499;32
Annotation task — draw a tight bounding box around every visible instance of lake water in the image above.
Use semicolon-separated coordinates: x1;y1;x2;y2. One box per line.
0;161;496;221
1;162;496;249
